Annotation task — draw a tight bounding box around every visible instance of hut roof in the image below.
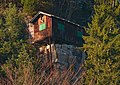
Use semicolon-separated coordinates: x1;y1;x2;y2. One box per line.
30;11;84;28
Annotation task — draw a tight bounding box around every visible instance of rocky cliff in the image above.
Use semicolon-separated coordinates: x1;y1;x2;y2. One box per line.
39;44;86;71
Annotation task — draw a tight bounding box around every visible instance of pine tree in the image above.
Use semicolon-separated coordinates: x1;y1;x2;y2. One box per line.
83;0;120;84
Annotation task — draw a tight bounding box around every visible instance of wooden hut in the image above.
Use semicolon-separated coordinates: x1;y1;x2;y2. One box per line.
28;11;86;46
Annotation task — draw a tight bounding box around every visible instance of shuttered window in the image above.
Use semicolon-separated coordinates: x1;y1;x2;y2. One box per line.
39;23;46;31
58;23;65;31
77;31;82;37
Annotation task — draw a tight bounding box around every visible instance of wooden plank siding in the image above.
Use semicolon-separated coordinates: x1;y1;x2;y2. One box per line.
52;17;84;46
28;11;87;46
30;15;52;43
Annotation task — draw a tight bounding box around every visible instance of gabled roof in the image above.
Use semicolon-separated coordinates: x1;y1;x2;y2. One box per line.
30;11;84;28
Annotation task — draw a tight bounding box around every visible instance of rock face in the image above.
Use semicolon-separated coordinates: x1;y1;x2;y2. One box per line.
39;44;86;71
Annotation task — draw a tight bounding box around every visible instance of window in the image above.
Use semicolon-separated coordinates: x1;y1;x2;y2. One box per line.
39;23;46;31
77;31;82;37
58;23;65;31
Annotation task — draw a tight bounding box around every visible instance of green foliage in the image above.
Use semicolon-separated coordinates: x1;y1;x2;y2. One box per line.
3;3;26;41
83;0;120;85
0;3;28;65
21;0;36;14
2;44;34;85
0;3;37;84
21;0;52;15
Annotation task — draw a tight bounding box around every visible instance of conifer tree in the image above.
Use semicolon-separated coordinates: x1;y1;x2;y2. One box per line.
0;3;27;64
0;3;36;81
21;0;52;15
21;0;36;14
83;0;120;84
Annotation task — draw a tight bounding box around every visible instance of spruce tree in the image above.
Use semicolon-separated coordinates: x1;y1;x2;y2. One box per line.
83;0;120;85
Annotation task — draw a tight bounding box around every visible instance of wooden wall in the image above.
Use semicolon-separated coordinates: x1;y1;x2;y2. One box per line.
32;15;52;43
52;17;84;46
28;14;85;46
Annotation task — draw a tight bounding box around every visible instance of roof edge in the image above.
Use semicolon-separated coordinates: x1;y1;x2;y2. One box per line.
30;11;84;28
38;11;52;16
